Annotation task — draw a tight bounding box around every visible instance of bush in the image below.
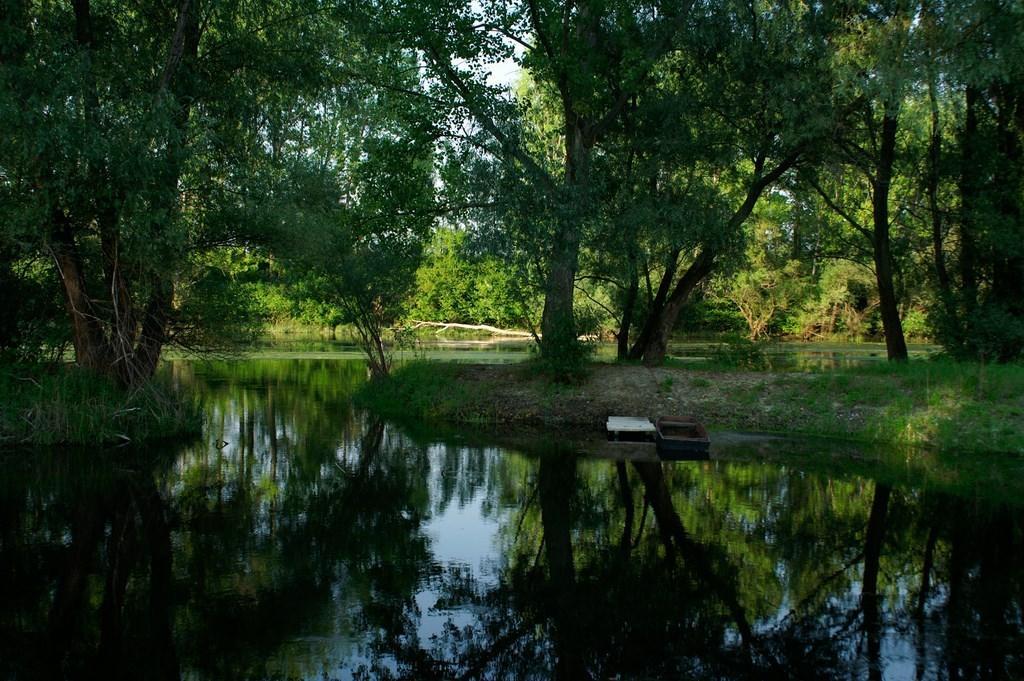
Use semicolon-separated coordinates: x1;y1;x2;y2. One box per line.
707;335;770;370
933;300;1024;363
0;254;69;363
901;308;931;340
408;229;540;329
354;361;474;421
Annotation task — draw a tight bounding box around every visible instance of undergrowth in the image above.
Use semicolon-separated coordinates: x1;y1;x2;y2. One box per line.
0;364;200;446
354;361;488;422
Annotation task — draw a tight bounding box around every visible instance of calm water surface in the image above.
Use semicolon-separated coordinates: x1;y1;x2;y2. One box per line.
1;358;1021;680
235;335;938;369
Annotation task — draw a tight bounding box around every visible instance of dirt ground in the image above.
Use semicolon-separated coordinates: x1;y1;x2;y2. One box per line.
451;363;871;434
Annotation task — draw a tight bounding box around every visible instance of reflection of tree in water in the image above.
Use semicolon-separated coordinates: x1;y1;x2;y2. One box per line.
0;361;443;680
0;454;181;680
2;362;1023;680
355;452;1024;681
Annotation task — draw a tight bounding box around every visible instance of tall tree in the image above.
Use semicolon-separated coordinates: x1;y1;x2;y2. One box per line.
369;0;696;367
805;0;921;361
938;0;1024;360
625;0;826;364
0;1;345;385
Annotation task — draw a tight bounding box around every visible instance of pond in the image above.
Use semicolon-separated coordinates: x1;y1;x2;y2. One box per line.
1;358;1021;680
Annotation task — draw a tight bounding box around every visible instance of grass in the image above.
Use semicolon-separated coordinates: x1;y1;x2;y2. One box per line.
695;359;1024;454
356;356;1024;455
354;361;488;422
0;364;201;446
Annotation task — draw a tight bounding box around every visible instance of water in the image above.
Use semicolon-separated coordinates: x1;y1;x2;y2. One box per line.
1;358;1021;680
216;335;939;369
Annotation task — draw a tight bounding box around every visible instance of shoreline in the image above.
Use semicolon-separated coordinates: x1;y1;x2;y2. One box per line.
356;361;1024;455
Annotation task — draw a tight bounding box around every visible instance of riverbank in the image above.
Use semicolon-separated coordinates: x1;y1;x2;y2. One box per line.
0;364;200;446
357;360;1024;455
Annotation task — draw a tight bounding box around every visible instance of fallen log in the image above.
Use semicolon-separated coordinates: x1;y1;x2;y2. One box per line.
405;320;535;338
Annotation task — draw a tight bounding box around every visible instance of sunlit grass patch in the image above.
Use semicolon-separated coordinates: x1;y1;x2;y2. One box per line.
353;361;492;422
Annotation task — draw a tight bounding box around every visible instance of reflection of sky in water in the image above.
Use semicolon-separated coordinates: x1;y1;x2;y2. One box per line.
419;450;504;642
263;444;509;680
3;358;1023;681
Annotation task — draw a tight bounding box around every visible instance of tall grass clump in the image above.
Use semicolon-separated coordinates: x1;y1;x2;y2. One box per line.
354;361;482;421
0;364;200;446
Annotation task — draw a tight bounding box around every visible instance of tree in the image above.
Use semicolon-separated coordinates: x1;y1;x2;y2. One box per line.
275;72;438;378
0;0;345;385
805;0;922;361
621;0;827;364
362;0;698;369
934;0;1024;360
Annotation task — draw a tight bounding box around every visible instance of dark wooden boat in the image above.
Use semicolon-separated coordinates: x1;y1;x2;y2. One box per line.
655;416;710;460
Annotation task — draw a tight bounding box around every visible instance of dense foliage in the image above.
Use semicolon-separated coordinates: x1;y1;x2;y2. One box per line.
2;0;1023;384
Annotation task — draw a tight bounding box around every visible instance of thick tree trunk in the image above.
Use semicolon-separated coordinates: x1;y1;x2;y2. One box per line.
540;235;581;357
131;279;175;383
639;250;716;366
51;213;113;376
627;248;680;360
872;110;909;362
540;121;589;363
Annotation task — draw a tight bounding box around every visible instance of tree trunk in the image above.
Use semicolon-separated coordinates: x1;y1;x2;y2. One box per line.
540;120;589;363
927;71;953;307
990;82;1024;360
639;250;716;366
872;110;909;362
628;248;680;360
540;236;580;358
960;86;981;315
617;258;639;359
51;223;113;376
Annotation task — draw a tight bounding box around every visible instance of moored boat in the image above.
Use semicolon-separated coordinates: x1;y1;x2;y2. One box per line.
655;416;710;460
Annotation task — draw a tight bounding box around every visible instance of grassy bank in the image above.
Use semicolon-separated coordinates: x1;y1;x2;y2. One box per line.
356;359;1024;455
0;364;200;446
353;361;483;420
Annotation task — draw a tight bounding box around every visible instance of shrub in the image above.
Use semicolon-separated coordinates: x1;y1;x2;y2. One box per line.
707;335;770;370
